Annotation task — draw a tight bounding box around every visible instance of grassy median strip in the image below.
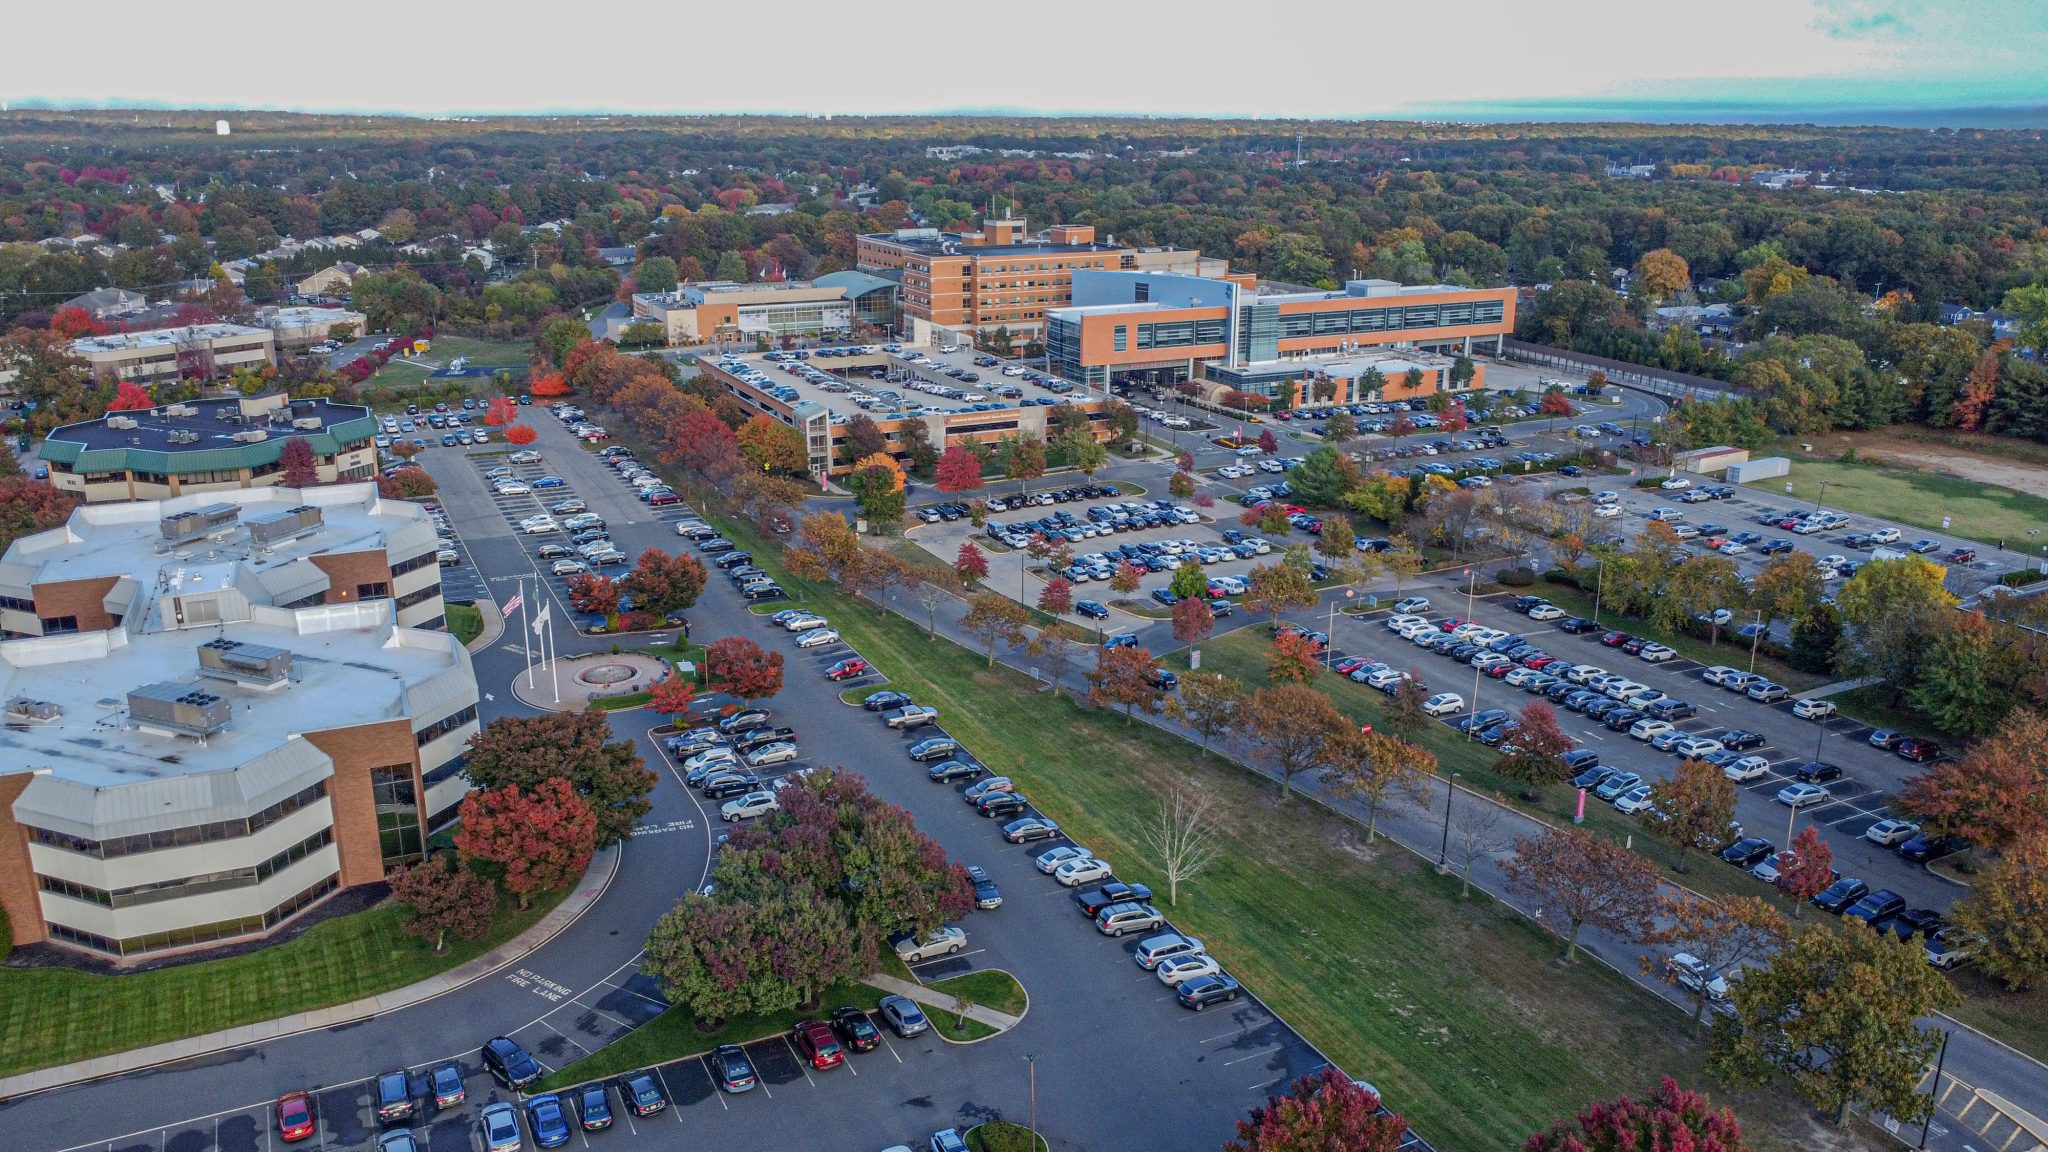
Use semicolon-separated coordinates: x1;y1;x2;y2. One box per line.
448;602;484;646
928;970;1027;1018
1529;582;1824;692
0;891;561;1079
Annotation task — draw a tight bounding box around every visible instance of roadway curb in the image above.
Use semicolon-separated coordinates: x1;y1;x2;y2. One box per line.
0;844;624;1103
467;595;505;651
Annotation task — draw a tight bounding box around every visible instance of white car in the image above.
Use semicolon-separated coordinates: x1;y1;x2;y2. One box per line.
1034;845;1093;874
794;628;841;648
1701;666;1743;686
1397;620;1438;641
1870;528;1901;543
1615;785;1657;815
744;742;801;767
494;482;531;495
721;791;780;821
1365;669;1410;690
1154;954;1222;986
1422;692;1465;716
782;614;828;632
1660;476;1692;490
1723;755;1772;782
1717;541;1748;555
1819;555;1850;570
509;450;543;464
1592;504;1624;518
683;748;738;773
1384;613;1428;632
1053;857;1115;887
1666;952;1732;1002
1637;643;1677;663
522;517;560;534
1629;718;1674;742
1527;604;1566;621
1671;736;1724;758
1865;818;1922;847
551;559;590;576
1776;782;1832;808
1790;698;1837;720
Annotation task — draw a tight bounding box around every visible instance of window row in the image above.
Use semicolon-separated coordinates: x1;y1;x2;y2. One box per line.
46;874;338;958
37;828;334;909
27;781;329;859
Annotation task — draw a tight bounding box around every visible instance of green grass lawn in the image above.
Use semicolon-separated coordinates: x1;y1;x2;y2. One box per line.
1532;581;1825;692
1826;684;1941;740
928;969;1027;1018
534;979;885;1091
447;602;484;646
0;889;562;1079
1742;456;2048;550
965;1121;1047;1152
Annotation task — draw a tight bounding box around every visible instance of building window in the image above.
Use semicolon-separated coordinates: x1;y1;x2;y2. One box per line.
1112;326;1126;352
38;616;79;635
390;551;438;577
0;595;35;613
396;583;441;610
45;874;339;957
372;762;423;867
354;582;391;601
416;703;478;747
25;781;329;859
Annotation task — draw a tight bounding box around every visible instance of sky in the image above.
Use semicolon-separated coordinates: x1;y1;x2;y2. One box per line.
8;0;2046;125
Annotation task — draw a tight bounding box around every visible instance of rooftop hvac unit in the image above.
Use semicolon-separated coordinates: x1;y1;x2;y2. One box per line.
4;696;60;723
197;637;293;686
127;681;231;737
162;403;198;417
168;430;201;444
105;416;139;430
159;502;241;542
231;429;269;443
292;417;322;430
246;504;323;544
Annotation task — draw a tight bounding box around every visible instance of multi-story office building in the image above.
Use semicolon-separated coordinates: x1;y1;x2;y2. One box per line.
69;323;275;383
856;218;1221;337
630;281;856;344
0;483;477;961
1045;271;1515;404
258;306;368;351
39;393;378;504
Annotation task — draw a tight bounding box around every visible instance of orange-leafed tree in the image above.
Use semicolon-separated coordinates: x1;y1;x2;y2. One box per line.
484;395;520;426
378;470;437;500
455;779;599;908
1171;597;1216;645
529;371;572;397
1774;825;1835;918
1086;643;1165;725
704;635;784;701
648;673;699;719
505;424;538;446
1267;629;1321;683
1899;707;2048;853
567;573;622;617
1503;826;1660;961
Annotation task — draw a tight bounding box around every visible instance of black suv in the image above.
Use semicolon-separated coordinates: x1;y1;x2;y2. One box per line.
375;1070;415;1124
482;1037;542;1089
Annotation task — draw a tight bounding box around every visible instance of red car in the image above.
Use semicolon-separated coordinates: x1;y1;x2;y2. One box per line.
276;1091;316;1143
1332;657;1370;676
1521;653;1557;669
1435;617;1470;633
1483;662;1515;679
1600;631;1634;647
826;658;871;681
792;1019;844;1069
1896;738;1943;762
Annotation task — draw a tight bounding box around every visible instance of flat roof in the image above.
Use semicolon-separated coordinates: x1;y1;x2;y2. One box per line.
860;232;1122;259
1047;301;1183;319
40;395;376;472
1231;348;1454;379
262;306;365;327
0;603;464;790
70;323;269;353
705;347;1090;425
1;482;436;595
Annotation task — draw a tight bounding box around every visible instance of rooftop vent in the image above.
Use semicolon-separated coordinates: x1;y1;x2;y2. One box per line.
230;429;269;443
246;504;322;545
127;681;231;737
167;430;201;445
197;637;293;686
159;502;241;543
4;696;60;723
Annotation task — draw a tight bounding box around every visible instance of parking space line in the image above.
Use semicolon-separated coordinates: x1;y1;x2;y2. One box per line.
785;1037;818;1087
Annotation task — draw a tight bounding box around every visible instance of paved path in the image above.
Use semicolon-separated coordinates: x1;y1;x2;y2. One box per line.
1794;675;1882;699
861;973;1022;1031
0;844;621;1102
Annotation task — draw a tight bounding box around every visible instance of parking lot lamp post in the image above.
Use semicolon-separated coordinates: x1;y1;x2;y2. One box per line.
1025;1054;1037;1142
1437;772;1461;869
1786;800;1799;850
1592;557;1605;626
1813;479;1830;516
1749;610;1764;674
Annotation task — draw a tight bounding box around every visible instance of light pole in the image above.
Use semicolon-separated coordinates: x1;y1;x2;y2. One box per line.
1436;771;1461;869
1748;609;1764;674
1592;557;1606;626
1812;478;1830;515
1464;570;1482;738
1920;1030;1950;1150
1025;1054;1038;1145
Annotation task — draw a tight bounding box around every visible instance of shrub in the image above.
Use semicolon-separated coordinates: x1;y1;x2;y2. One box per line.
1496;567;1536;587
0;905;11;960
969;1121;1042;1152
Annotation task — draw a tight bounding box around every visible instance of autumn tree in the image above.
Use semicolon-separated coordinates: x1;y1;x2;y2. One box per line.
845;458;907;525
1899;707;2048;853
736;414;809;475
1225;1067;1408;1152
704;635;784;700
1523;1077;1753;1152
460;708;657;848
567;572;623;617
1267;628;1322;683
1246;683;1347;801
647;673;699;718
934;444;984;495
483;395;519;426
1087;643;1165;724
1005;436;1047;495
1645;758;1739;873
1166;672;1246;757
1774;825;1835;919
624;549;707;617
456;779;599;908
841;413;887;462
1836;555;1959;702
1538;389;1576;417
1245;561;1318;625
1502;827;1660;962
505;423;538;446
1037;575;1074;616
1384;676;1431;740
278;437;320;487
1109;560;1143;597
1749;552;1823;628
1066;428;1108;480
1257;427;1280;454
1632;248;1693;302
1647;895;1789;1026
1322;731;1435;841
1168;470;1196;500
377;470;438;500
106;380;153;412
1949;834;2048;991
961;591;1029;667
1495;701;1576;795
1171;596;1216;645
954;540;990;586
387;855;497;953
1711;921;1959;1127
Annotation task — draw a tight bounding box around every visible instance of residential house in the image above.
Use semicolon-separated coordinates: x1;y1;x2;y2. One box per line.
296;262;366;298
61;287;149;321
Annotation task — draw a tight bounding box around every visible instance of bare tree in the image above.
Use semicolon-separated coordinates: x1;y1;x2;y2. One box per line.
1451;791;1512;898
1028;630;1077;699
1142;787;1225;906
917;584;951;639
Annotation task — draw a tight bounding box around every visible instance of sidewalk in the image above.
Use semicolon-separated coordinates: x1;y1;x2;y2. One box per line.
0;844;621;1102
1794;675;1880;699
861;972;1022;1030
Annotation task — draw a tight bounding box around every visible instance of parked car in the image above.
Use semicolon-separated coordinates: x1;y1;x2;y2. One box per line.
1865;819;1921;847
1812;877;1871;915
1175;973;1243;1011
831;1006;882;1052
482;1037;541;1088
890;925;967;962
276;1092;317;1143
878;994;930;1037
711;1044;757;1093
479;1101;524;1152
621;1072;668;1116
792;1019;846;1070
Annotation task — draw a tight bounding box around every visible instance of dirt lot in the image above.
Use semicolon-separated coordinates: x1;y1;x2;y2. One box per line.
1803;428;2048;500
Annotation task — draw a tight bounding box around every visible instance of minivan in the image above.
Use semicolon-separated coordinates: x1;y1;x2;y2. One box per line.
1135;932;1206;970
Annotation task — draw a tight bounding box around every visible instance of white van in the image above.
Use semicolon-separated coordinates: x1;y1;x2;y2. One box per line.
1871;546;1908;562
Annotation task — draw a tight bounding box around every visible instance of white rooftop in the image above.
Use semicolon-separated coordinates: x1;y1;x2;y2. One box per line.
70;323;270;354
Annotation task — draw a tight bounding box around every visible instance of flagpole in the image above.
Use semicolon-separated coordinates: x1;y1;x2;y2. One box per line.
520;577;533;691
547;610;560;703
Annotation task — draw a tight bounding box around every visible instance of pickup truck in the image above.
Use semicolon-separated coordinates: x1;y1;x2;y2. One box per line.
733;727;797;754
1074;882;1155;918
884;704;940;730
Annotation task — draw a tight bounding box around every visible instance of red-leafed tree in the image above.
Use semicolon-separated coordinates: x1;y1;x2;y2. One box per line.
567;573;622;617
1257;428;1279;454
1172;597;1216;645
455;779;599;908
391;440;424;460
1496;701;1577;795
623;548;707;617
505;423;538;446
1086;643;1165;725
484;395;520;426
1899;708;2048;853
705;635;784;701
1038;575;1074;615
1774;824;1835;918
1503;827;1660;961
1268;629;1321;683
648;673;699;718
1226;1067;1408;1152
529;371;572;397
279;437;320;488
954;540;989;585
377;470;437;500
106;380;153;412
1439;404;1469;433
1523;1077;1754;1152
49;306;107;339
387;855;497;953
1539;389;1576;416
934;444;984;495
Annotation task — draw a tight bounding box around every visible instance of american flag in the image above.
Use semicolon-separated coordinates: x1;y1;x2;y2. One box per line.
500;592;522;620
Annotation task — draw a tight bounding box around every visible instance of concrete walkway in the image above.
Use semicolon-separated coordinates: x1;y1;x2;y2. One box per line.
467;592;506;651
861;972;1022;1030
1793;674;1881;699
0;844;621;1101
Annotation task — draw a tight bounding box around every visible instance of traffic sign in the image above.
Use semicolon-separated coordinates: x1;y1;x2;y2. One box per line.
1942;516;1952;529
1784;482;1794;493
